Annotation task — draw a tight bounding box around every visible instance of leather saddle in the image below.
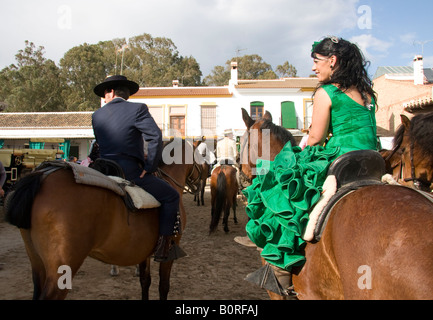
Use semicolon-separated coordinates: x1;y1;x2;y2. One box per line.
312;150;386;242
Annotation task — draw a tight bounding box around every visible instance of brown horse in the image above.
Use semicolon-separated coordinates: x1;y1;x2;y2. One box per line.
209;165;238;233
4;139;197;300
381;113;433;192
240;108;433;300
193;162;209;206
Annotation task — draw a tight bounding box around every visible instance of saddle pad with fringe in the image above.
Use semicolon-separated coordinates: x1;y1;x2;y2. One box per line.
108;176;161;209
69;162;126;196
38;161;160;210
38;161;125;196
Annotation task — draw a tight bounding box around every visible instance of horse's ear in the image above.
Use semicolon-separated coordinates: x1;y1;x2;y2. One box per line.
400;114;411;130
263;111;272;122
242;108;255;129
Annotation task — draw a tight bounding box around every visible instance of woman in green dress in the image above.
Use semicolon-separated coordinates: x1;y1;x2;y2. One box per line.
244;36;379;295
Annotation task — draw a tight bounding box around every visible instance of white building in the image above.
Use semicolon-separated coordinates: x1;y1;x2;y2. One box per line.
130;62;318;139
0;63;318;162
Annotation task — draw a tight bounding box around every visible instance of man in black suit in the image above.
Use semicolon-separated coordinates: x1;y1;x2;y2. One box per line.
92;75;185;262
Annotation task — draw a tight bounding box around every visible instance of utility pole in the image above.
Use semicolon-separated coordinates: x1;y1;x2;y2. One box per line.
115;44;129;75
120;44;128;75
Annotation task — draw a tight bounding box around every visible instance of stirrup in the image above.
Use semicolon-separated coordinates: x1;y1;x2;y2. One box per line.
167;243;187;261
154;238;187;263
245;264;297;297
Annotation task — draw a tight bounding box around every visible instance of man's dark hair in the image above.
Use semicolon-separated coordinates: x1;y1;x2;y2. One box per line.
112;86;131;100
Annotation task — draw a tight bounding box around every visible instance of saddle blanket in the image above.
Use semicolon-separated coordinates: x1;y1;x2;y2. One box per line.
108;176;161;209
42;162;160;210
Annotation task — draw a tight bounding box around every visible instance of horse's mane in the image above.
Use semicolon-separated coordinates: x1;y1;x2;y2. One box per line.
410;112;433;157
260;119;297;146
393;112;433;159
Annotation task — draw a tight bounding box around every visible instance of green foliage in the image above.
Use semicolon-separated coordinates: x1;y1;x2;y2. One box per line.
109;33;202;87
203;55;298;86
0;35;298;112
275;61;298;78
0;41;65;112
60;43;107;111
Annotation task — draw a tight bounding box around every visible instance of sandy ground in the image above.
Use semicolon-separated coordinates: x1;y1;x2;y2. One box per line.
0;186;269;300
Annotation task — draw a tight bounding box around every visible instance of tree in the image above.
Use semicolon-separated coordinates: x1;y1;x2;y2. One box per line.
0;35;203;112
60;43;107;110
203;54;277;86
275;61;298;78
0;41;65;112
98;33;202;87
59;33;202;110
203;65;230;87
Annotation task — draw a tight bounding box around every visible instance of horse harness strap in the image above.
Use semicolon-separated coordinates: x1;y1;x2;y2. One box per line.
185;163;202;194
156;163;202;195
403;138;431;190
387;133;430;191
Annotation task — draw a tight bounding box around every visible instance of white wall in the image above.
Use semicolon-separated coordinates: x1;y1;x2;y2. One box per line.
131;86;314;138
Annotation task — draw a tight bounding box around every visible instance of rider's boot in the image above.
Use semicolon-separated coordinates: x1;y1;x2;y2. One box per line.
245;263;297;297
154;235;187;262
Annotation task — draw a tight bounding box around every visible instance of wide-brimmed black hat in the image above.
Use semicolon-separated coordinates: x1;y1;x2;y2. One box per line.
93;75;139;98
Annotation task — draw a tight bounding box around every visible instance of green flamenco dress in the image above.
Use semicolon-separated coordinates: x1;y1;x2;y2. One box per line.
244;84;378;271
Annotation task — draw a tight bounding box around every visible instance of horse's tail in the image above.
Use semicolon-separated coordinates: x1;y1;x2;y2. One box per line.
4;171;45;229
209;169;227;233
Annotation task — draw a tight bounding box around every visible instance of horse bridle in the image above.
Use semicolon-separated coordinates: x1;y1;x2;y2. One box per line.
402;141;431;190
385;137;431;191
156;162;202;194
238;131;253;189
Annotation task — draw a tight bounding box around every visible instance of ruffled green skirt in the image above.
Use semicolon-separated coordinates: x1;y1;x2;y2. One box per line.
243;142;340;271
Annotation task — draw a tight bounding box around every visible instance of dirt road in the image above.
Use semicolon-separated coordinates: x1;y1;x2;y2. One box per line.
0;188;269;300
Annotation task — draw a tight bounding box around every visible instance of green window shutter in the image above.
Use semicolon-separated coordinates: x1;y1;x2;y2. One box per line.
59;140;71;160
281;101;297;129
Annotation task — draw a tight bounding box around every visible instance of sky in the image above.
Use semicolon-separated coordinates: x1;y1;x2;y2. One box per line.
1;0;432;81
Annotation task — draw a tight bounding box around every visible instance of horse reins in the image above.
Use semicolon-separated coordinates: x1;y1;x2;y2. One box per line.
386;135;430;191
156;162;202;194
402;139;431;190
238;131;253;189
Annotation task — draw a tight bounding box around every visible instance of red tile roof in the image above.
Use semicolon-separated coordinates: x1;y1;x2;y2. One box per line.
133;87;232;98
235;78;319;89
0;112;93;128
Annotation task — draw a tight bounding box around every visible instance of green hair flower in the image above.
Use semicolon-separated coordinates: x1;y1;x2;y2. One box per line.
311;41;320;53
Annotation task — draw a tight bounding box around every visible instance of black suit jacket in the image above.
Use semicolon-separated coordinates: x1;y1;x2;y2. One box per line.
92;98;162;173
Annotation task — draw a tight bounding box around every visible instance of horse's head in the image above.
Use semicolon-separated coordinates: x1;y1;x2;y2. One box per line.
383;114;433;192
239;108;296;185
159;138;203;193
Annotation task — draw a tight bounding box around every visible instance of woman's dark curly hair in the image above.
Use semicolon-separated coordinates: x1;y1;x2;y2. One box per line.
311;36;377;108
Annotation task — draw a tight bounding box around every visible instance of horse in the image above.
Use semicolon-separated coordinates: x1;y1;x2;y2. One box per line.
4;138;197;300
193;162;209;206
381;113;433;192
240;108;433;300
192;137;215;206
209;164;239;233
